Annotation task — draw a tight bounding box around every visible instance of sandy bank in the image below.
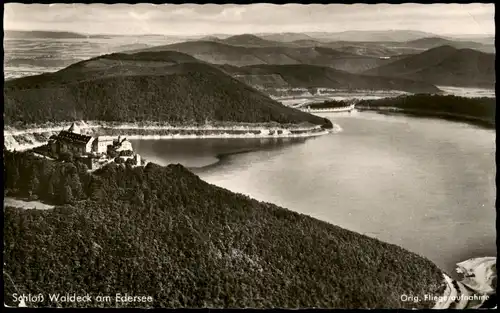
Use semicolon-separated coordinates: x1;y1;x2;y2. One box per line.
300;105;356;113
4;120;324;133
4;121;339;152
4;197;55;210
433;257;496;309
97;130;332;141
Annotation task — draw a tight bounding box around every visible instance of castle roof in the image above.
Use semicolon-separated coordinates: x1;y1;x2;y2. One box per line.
57;130;93;144
94;137;114;142
68;122;81;134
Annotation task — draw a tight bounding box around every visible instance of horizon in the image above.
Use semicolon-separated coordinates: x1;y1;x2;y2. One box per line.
4;3;495;37
4;29;496;39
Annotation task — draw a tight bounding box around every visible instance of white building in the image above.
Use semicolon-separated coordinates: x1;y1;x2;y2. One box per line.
92;137;115;154
114;136;133;152
134;153;141;165
51;123;130;156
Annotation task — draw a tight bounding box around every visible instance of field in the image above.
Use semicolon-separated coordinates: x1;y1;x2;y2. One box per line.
4;36;186;80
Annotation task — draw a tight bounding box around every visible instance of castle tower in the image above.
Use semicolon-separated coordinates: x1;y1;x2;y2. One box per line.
68;122;81;134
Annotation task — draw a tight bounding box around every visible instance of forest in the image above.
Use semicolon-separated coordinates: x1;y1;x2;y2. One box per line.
307;99;353;109
4;60;331;129
4;150;445;308
357;94;496;127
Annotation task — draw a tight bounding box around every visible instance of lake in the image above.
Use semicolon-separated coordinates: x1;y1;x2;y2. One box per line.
130;112;496;276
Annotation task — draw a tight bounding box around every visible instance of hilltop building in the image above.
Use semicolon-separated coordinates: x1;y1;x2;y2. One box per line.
93;137;115;154
49;123;133;157
46;123;143;170
48;130;94;155
49;123;95;155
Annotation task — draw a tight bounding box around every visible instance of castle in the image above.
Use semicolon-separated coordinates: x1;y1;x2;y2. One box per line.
47;123;141;169
48;123;132;156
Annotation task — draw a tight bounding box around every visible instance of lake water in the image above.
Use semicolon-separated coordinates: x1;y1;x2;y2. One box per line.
130;112;496;276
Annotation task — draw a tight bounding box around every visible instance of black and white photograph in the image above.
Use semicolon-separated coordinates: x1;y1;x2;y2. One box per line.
3;2;496;309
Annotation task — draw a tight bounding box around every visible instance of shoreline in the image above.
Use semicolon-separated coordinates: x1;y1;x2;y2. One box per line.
188;148;261;172
97;130;331;140
356;106;495;129
433;257;496;309
300;105;356;113
4;122;339;152
190;137;311;172
4;120;325;133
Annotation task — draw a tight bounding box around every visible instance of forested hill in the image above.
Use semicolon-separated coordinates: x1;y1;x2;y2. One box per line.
362;46;495;88
129;40;397;73
219;34;285;47
218;64;440;93
357;94;496;128
3;150;445;308
3;51;329;128
404;37;494;53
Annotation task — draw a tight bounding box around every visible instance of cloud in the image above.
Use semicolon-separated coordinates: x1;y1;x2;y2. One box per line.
218;6;247;20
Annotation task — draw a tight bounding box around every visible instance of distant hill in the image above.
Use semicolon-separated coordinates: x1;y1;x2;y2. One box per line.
129;40;397;73
198;35;221;41
127;33;493;64
198;35;408;57
219;34;285;47
319;38;494;57
258;32;318;42
3;51;328;127
288;39;324;47
445;35;495;45
282;37;493;57
363;46;495;88
218;64;440;94
115;43;154;52
2;30;112;39
404;37;495;54
320;41;413;57
4;30;88;39
258;30;436;43
303;30;437;42
254;31;494;55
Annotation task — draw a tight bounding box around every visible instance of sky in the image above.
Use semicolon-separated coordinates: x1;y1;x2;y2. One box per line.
3;3;495;36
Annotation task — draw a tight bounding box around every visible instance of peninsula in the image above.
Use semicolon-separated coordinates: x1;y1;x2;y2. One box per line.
3;51;337;151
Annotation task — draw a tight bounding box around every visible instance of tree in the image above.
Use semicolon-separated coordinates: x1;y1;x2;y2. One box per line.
120;150;133;157
60;151;74;163
7;166;20;190
125;158;135;166
27;174;40;198
46;178;55;200
133;188;145;207
71;174;84;200
108;150;118;159
89;179;107;203
60;185;74;204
